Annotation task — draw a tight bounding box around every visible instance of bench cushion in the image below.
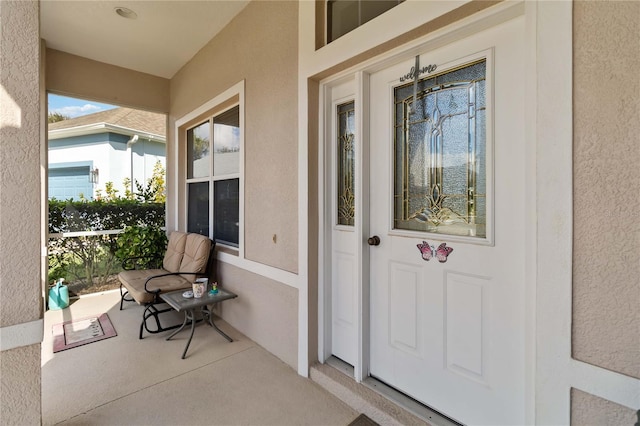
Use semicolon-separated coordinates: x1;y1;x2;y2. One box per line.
163;231;187;273
179;233;211;282
118;269;191;305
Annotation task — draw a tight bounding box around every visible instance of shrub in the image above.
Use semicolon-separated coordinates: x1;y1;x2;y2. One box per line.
49;199;165;234
48;234;119;288
114;225;168;270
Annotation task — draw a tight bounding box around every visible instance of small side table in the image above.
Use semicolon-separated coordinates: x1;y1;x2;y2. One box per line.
160;288;238;359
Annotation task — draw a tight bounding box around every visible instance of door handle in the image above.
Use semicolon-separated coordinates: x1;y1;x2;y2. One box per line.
367;236;381;246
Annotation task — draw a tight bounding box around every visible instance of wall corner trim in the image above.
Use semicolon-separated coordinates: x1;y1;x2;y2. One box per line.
217;251;299;289
0;319;44;351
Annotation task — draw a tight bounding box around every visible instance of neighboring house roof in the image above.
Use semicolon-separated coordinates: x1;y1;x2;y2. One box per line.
49;107;166;142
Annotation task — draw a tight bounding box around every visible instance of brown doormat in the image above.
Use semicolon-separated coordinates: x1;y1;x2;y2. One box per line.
348;413;379;426
53;313;117;353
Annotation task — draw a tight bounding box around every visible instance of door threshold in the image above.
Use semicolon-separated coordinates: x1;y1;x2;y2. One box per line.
325;355;355;377
361;376;461;426
313;357;461;426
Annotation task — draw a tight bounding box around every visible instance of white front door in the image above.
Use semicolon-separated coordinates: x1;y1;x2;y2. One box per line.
369;16;527;425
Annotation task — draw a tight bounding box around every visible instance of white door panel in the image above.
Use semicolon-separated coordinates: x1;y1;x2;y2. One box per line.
369;16;526;425
328;79;358;365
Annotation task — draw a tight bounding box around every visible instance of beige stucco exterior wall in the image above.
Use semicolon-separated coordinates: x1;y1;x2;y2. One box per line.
46;49;170;114
571;389;637;426
169;0;299;368
170;0;298;274
572;1;640;380
0;1;42;424
0;345;42;425
213;262;298;368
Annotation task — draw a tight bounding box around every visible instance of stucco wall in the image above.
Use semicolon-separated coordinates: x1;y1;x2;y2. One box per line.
169;0;299;368
571;388;637;426
46;48;170;114
212;262;298;368
572;1;640;380
0;345;42;425
0;0;42;329
170;0;298;274
0;0;42;424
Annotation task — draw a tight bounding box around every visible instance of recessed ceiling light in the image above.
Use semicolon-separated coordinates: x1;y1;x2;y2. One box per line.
114;7;137;20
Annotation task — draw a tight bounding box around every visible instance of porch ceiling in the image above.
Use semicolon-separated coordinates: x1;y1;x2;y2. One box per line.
40;0;249;79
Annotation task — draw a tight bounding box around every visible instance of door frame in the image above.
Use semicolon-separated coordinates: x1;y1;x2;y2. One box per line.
317;0;540;420
314;2;639;424
319;72;371;377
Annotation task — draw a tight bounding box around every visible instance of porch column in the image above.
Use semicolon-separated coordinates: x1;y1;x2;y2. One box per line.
0;1;44;424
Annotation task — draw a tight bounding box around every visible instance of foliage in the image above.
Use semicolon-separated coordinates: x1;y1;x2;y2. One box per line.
48;234;120;288
48;199;166;288
105;182;120;200
94;160;165;203
135;161;166;203
114;225;168;269
48;112;70;123
193;135;209;161
49;198;165;234
47;250;69;283
48;161;166;291
123;178;134;200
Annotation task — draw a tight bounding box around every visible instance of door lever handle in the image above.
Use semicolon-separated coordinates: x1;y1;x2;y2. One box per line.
367;236;381;246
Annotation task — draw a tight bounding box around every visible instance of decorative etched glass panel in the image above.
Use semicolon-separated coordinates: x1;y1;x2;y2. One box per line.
337;101;355;226
187;121;210;179
394;59;487;238
213;106;240;176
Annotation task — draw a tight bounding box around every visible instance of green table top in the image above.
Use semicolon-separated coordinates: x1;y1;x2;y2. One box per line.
160;288;237;312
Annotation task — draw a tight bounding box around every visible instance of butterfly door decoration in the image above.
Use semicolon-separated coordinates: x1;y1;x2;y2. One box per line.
416;241;453;263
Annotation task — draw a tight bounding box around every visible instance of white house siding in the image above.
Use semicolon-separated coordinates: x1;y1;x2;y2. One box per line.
129;138;166;189
106;136;166;197
48;132;165;199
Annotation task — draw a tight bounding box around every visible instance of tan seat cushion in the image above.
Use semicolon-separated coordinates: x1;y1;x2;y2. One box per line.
163;231;187;273
179;233;211;282
119;269;191;305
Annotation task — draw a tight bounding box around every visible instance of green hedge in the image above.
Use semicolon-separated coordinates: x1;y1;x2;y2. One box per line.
48;199;166;289
49;199;165;234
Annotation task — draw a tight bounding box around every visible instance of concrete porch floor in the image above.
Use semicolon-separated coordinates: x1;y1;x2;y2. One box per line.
42;290;359;425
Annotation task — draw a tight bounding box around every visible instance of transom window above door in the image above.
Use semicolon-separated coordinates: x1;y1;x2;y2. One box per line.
327;0;404;43
394;59;487;239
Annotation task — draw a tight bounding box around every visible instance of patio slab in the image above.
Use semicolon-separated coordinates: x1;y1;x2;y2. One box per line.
42;290;357;425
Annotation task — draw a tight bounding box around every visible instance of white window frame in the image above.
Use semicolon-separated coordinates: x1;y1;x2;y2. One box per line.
326;0;405;44
176;81;245;256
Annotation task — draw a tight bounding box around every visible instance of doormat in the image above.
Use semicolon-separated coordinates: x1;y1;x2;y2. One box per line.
53;313;116;353
347;414;379;426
